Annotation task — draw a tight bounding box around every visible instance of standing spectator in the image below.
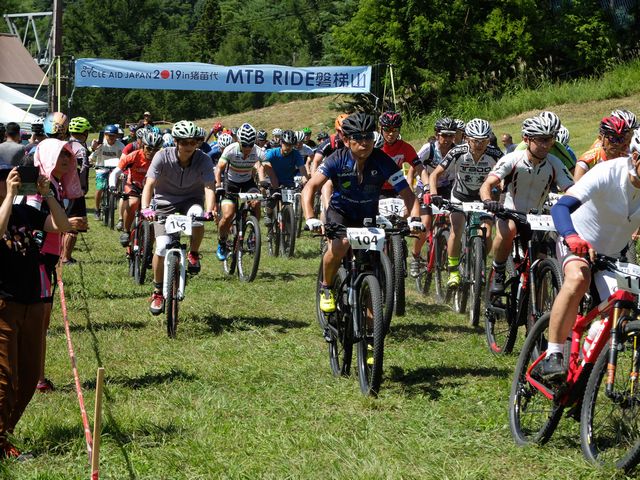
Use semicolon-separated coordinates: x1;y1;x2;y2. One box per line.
0;164;72;458
0;123;26;166
501;133;516;153
142;111;153;127
25;119;47;154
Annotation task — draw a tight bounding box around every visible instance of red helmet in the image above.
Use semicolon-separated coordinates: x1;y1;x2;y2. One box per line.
599;116;629;137
213;122;223;133
379;111;403;128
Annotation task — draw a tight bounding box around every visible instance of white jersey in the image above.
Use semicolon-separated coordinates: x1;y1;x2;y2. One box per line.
489;149;573;212
570;156;640;256
440;144;503;202
417;141;453;187
296;144;314;159
220;142;269;183
90;140;125;170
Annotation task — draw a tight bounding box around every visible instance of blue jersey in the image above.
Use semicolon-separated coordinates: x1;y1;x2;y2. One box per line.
319;147;409;220
265;147;304;187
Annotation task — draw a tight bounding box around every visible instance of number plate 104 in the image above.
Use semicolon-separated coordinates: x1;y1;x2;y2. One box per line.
346;227;386;251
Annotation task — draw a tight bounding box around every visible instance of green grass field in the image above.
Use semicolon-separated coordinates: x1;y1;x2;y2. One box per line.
1;211;635;479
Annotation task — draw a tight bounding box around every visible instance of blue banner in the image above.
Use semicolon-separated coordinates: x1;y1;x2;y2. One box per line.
75;59;371;93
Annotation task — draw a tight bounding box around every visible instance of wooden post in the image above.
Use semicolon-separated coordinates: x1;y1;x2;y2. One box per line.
90;367;105;480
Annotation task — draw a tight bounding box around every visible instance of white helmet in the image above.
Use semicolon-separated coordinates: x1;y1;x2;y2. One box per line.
238;123;257;146
271;128;283;137
555;125;570;147
217;132;233;149
464;118;492;139
522;116;557;138
538;111;561;134
172;120;198;139
373;131;384;148
630;129;640;154
294;130;306;144
611;109;639;130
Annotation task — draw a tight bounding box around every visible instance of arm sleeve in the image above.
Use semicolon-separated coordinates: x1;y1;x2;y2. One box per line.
551;195;582;238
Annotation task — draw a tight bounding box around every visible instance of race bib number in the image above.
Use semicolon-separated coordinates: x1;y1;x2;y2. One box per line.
165;214;192;235
378;198;406;217
615;262;640;294
103;158;119;168
346;227;386;251
238;192;263;202
526;214;556;232
462;202;487;213
281;189;296;204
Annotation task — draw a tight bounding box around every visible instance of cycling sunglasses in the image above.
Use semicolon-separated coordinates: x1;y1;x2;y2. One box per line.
350;132;375;141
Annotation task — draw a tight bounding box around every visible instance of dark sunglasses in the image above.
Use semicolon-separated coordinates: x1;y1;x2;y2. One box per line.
350;132;375;141
605;135;627;144
240;142;255;148
144;145;160;151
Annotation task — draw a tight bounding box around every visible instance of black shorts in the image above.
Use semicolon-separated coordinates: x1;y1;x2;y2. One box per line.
41;253;59;304
223;179;258;201
326;206;367;228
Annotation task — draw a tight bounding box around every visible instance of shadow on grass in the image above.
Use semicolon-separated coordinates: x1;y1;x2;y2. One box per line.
389;322;478;341
48;320;147;337
197;312;308;335
405;301;451;316
76;368;197;391
257;271;316;282
294;248;322;260
388;364;511;399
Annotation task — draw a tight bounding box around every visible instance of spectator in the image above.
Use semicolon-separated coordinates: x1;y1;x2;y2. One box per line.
0;163;72;459
501;133;516;153
142;111;153;127
0;123;26;166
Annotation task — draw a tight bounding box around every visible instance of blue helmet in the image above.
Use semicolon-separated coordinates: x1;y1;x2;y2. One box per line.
104;124;118;134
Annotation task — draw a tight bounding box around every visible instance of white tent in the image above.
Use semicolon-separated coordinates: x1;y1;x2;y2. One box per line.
0;83;46;110
0;98;39;123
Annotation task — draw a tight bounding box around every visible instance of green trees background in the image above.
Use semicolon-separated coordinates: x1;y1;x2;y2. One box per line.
2;0;639;125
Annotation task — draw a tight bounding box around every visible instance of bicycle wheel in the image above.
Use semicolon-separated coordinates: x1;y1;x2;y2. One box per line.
377;250;395;334
530;258;563;333
415;235;432;295
509;312;563;445
390;235;406;317
101;190;110;227
267;211;280;257
238;215;261;282
328;267;353;377
108;192;116;230
485;261;519;354
280;204;296;258
434;228;450;303
356;274;385;397
295;196;304;238
223;226;238;276
135;220;152;285
581;341;640;472
165;252;180;339
469;236;485;327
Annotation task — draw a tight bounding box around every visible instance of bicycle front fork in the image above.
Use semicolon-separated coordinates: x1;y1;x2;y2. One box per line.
162;249;187;301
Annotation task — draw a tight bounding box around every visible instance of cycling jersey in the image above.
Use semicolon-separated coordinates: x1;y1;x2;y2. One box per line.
316;134;345;159
121;141;140;158
118;149;152;187
440;144;503;202
515;141;576;171
146;147;215;205
219;142;268;183
296;144;314;159
265;147;304;187
67;137;90;193
489;149;573;212
318;147;409;221
90;140;125;169
577;145;607;172
381;139;418;192
417;141;453;188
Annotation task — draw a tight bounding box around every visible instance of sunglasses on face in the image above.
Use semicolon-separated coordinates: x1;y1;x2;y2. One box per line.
144;145;160;151
532;136;555;145
350;132;375;142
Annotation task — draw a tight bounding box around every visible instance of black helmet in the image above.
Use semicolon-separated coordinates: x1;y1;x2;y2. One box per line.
257;129;267;141
434;117;457;134
341;113;376;137
281;130;296;145
379;111;402;128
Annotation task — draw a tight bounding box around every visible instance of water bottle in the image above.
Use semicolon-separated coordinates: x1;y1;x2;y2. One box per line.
582;320;604;359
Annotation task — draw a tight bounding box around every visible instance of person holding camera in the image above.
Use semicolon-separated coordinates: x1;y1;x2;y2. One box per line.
0;163;72;459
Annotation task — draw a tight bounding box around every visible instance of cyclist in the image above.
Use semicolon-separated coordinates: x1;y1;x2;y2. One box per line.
555;125;577;165
268;128;283;149
265;130;307;189
514;111;576;173
256;130;268;150
196;126;212;154
110;130;163;246
141;120;216;315
90;124;124;221
540;129;640;379
302;127;316;148
378;111;418;199
302;112;422;312
574;116;632;181
427;118;503;287
480;115;574;293
121;125;145;157
454;118;466;145
294;130;314;167
409;117;457;277
215;123;270;261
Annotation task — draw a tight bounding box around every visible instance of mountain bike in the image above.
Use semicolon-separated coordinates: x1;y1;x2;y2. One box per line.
509;254;640;473
127;208;154;285
222;191;263;282
414;205;450;303
157;213;211;338
314;222;388;397
98;160;121;229
293;175;305;238
485;208;562;354
266;187;297;258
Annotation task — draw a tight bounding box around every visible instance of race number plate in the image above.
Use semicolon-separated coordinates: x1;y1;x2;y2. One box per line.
526;214;556;232
282;189;296;204
346;227;386;251
461;202;487;213
378;198;406;217
165;215;192;235
238;192;264;202
103;158;119;168
431;205;450;215
615;262;640;294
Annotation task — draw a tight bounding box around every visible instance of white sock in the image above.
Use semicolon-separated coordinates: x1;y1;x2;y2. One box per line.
546;342;564;356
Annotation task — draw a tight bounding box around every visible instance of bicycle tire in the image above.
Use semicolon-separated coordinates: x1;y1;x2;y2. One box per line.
485;260;519;354
315;259;328;331
356;274;385;397
509;312;563;445
390;235;406;317
101;190;110;227
267;210;280;257
280;204;296;258
223;226;238;276
165;252;180;339
238;215;261;282
530;258;563;333
295;196;304;238
581;342;640;472
108;192;116;230
135;220;152;285
328;267;352;377
434;228;450;303
378;250;395;334
415;235;432;295
469;236;485;327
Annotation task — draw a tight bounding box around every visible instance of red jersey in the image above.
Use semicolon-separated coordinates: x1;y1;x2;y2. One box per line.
381;139;418;191
120;141;140;159
118;149;151;186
